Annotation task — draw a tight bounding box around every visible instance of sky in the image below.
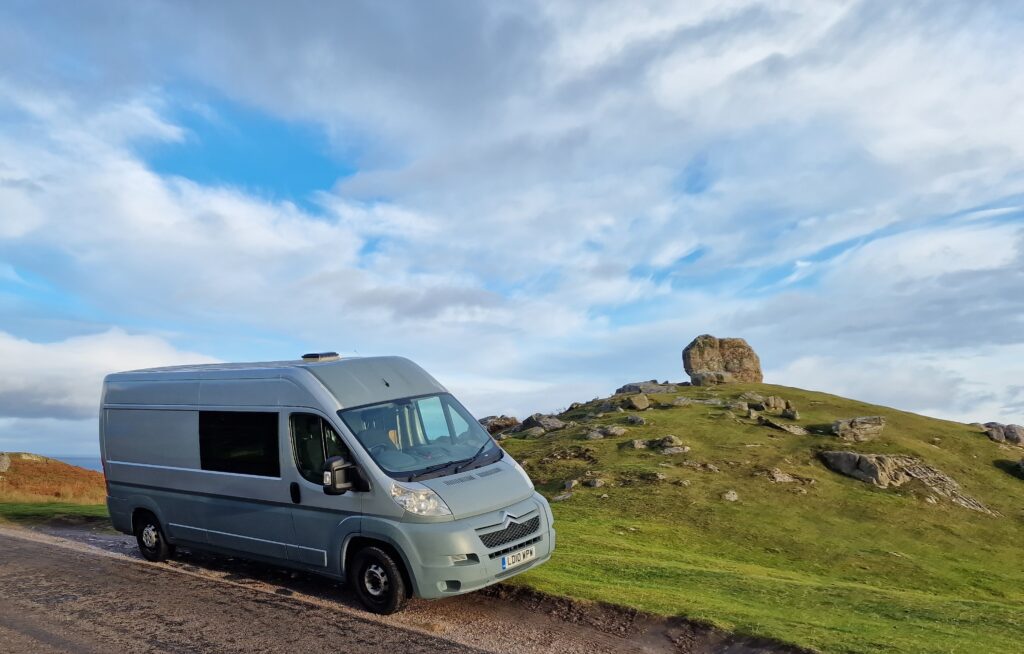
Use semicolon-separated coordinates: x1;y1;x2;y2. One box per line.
1;1;1023;456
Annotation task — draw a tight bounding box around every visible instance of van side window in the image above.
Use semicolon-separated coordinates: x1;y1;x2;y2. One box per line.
291;413;350;484
198;411;280;477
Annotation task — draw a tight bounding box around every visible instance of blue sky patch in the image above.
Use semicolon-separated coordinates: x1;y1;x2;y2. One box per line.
141;94;357;212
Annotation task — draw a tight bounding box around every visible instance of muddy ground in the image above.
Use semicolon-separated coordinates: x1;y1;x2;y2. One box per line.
0;521;808;653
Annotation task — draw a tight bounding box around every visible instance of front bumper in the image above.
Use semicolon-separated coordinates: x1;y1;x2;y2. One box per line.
363;492;555;599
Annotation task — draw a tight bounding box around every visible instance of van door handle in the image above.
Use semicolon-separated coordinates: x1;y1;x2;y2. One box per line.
289;482;301;504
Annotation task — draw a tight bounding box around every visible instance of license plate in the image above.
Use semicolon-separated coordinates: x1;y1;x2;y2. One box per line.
501;545;536;571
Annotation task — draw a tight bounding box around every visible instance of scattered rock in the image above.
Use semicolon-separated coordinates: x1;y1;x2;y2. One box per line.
600;493;609;499
739;391;766;403
625;439;649;450
521;413;566;432
674;479;691;487
672;397;691;407
625;415;646;425
520;426;546;438
781;407;800;420
662;446;691;455
721;490;739;502
746;408;760;420
832;416;886;442
600;425;628;437
625;394;651;411
479;415;520;434
552;493;573;502
764;396;786;412
616;380;680;394
730;401;749;412
659;435;683;447
564;479;579;490
704;463;721;473
584;431;605;440
682;334;764;385
818;451;995;515
540;446;598;464
766;468;797;483
758;416;809;436
585;478;605;488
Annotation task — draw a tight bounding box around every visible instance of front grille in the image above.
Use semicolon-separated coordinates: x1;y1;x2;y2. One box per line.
488;535;542;560
478;515;540;549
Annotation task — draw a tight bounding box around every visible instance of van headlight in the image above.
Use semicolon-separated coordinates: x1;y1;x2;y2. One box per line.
390;482;453;517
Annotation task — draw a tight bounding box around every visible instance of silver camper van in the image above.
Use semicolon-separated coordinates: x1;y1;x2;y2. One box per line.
100;353;554;613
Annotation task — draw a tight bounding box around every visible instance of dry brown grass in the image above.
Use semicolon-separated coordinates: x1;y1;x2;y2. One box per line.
0;453;106;504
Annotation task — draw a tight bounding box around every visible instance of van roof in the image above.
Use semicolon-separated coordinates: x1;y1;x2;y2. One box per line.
104;356;449;409
115;358;348;375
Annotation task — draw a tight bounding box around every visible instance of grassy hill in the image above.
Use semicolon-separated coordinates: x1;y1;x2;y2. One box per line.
502;383;1024;654
0;452;108;523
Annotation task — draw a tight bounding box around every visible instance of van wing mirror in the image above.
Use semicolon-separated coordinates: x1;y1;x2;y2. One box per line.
322;455;355;495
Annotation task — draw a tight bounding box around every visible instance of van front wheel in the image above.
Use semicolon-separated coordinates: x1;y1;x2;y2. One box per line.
134;512;174;562
350;546;408;614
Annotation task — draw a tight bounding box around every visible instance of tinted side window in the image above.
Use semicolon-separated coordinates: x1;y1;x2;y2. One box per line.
199;411;280;477
291;413;350;484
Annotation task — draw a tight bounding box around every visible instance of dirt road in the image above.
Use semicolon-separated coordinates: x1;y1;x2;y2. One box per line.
0;524;799;654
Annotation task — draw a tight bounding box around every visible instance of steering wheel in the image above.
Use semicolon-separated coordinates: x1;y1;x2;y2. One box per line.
369;444;390;456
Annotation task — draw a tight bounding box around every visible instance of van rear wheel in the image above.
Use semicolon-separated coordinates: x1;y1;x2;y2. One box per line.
134;512;174;562
350;546;408;614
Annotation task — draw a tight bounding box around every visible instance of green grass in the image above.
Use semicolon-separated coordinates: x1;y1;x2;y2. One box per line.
503;383;1024;653
0;501;110;526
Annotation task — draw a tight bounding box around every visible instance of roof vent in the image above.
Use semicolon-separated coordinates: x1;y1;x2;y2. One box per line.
301;352;340;362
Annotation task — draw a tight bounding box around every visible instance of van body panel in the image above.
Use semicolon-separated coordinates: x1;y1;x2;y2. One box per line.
100;355;554;602
418;459;535;519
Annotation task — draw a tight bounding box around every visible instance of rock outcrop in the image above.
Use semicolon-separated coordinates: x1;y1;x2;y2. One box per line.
819;451;995;515
0;453;10;474
615;380;680;394
758;416;808;436
832;416;886;442
479;415;519;435
983;422;1024;445
682;334;763;385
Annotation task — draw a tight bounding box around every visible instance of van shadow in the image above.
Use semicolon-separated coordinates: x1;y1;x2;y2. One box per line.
993;459;1024;481
167;547;370;610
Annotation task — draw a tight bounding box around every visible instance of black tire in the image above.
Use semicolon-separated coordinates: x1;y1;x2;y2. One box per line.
134;511;175;562
350;546;408;614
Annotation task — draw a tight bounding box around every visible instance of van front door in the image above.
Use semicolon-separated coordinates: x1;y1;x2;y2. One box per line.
285;411;362;568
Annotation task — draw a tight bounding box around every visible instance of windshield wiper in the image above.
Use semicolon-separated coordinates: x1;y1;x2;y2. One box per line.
406;459;459;481
454;439;493;473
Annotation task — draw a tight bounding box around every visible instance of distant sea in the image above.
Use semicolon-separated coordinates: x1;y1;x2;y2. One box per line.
50;456;104;472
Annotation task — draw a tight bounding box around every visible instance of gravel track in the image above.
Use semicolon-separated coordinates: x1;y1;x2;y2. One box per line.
0;523;806;654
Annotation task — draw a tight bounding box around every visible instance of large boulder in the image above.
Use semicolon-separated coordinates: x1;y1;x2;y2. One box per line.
625;394;650;411
682;335;763;385
479;415;520;435
984;422;1023;445
832;416;886;442
520;413;566;432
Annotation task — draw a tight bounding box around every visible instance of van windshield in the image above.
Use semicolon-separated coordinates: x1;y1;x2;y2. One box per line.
338;393;501;481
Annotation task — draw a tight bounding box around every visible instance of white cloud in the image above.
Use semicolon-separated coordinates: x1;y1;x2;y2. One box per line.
0;329;217;420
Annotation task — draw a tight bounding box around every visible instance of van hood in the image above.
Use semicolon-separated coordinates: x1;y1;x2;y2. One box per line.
419;458;534;519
